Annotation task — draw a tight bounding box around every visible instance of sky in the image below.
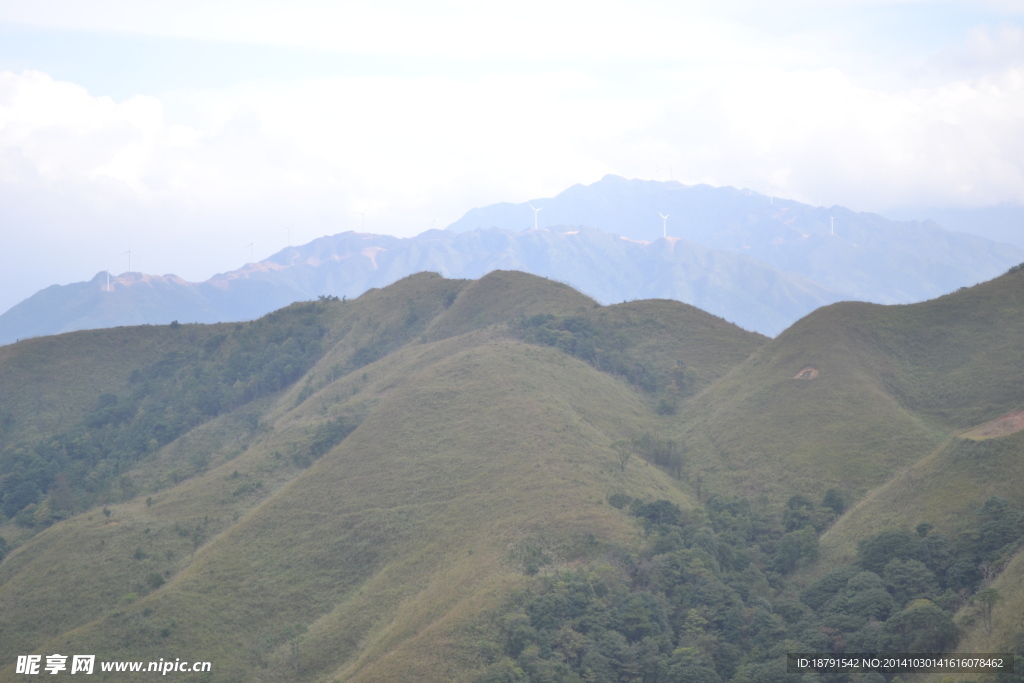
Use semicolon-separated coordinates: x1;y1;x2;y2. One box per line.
1;0;1024;314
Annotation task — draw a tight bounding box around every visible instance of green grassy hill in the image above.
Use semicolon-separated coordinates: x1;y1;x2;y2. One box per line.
2;266;1024;682
0;270;762;681
676;265;1024;505
0;324;239;447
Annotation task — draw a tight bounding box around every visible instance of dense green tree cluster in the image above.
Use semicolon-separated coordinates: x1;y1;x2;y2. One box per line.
514;314;698;404
0;303;330;524
476;494;1024;682
630;435;686;480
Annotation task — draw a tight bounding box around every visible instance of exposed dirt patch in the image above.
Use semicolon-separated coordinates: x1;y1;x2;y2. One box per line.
793;366;819;380
962;410;1024;440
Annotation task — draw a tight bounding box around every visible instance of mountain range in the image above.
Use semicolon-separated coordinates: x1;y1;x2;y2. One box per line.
1;175;1020;344
2;267;1024;680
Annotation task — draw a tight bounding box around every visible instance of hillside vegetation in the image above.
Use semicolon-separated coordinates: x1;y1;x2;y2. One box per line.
0;266;1023;681
677;265;1024;503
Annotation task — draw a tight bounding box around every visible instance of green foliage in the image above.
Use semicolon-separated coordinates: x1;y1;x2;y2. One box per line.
632;433;686;479
821;487;847;515
476;659;527;683
774;527;819;574
883;600;959;652
0;302;330;518
308;416;358;460
511;304;744;411
882;558;939;605
607;493;632;510
801;564;861;610
782;494;815;531
857;528;920;574
0;474;41;518
974;496;1024;561
478;495;1021;683
479;489;975;683
976;587;1001;636
631;499;682;526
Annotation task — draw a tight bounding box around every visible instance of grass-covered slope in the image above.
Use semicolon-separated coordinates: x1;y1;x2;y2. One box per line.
818;429;1024;568
810;407;1024;682
5;264;1024;681
10;341;674;682
0;323;237;447
423;269;597;341
679;265;1024;504
0;270;762;682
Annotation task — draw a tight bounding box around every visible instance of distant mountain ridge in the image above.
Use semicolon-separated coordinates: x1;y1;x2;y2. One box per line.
1;175;1020;343
449;174;1024;303
0;227;838;341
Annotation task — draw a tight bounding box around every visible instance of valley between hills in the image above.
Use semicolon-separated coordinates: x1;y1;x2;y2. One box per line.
1;267;1024;681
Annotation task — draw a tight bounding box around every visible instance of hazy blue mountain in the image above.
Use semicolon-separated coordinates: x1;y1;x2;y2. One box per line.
0;227;841;343
885;204;1024;250
2;176;1021;344
448;174;1024;303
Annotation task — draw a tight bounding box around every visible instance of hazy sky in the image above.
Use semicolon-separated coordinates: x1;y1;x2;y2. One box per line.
1;0;1023;314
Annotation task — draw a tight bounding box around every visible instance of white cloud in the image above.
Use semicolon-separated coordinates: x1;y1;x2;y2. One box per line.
962;23;1024;67
2;36;1024;250
2;2;1024;314
619;61;1024;209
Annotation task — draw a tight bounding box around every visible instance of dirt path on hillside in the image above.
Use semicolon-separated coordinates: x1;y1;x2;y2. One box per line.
962;410;1024;440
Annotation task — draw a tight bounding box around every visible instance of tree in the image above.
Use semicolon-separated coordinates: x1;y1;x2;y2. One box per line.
608;493;633;509
612;441;633;472
883;600;958;653
883;558;939;606
552;625;586;666
976;587;1001;636
783;495;816;532
633;500;682;526
976;497;1024;559
822;488;847;515
801;564;861;609
666;647;722;683
857;528;919;574
283;624;307;674
840;572;897;621
0;476;41;519
945;558;982;591
775;527;819;574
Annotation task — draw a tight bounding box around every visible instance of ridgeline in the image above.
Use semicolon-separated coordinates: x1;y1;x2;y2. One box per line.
0;268;1023;681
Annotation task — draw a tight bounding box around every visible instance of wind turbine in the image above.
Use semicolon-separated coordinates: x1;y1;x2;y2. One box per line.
123;246;133;274
830;216;835;236
659;212;669;238
528;203;542;231
247;242;254;263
